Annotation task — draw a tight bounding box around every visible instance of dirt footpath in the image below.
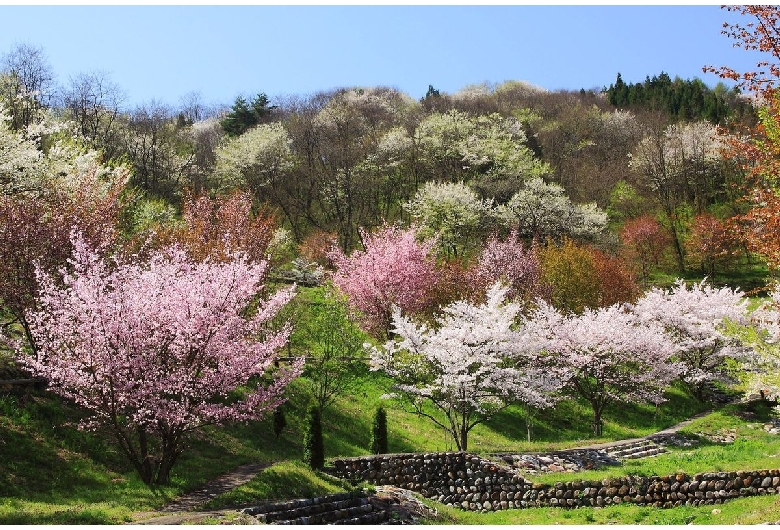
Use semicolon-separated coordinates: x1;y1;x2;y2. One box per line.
129;462;269;525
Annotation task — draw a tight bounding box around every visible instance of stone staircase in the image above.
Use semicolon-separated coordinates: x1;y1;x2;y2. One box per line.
239;491;391;524
605;439;666;460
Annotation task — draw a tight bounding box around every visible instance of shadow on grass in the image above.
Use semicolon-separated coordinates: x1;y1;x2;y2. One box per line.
477;383;708;451
201;461;354;509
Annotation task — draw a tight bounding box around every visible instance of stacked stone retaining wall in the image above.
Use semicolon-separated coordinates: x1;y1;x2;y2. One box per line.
331;452;780;512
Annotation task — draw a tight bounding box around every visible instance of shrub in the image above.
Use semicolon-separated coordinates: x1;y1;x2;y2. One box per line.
273;406;287;439
370;406;388;454
302;406;324;470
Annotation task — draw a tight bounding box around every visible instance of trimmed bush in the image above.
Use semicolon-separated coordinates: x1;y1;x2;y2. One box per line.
370;406;388;454
303;406;324;470
273;406;287;439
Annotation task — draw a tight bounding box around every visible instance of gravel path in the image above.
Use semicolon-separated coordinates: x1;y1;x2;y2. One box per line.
565;409;712;451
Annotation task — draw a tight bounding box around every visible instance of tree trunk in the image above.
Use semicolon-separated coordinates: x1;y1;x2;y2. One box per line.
137;427;155;485
592;408;603;436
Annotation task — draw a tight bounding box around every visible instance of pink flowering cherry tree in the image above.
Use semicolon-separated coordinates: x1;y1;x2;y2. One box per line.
328;224;438;337
471;229;550;306
17;234;303;485
368;282;561;451
527;300;680;436
632;279;749;400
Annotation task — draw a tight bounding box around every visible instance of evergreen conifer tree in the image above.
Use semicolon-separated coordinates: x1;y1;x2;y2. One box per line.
273;406;287;439
370;406;388;454
302;406;324;470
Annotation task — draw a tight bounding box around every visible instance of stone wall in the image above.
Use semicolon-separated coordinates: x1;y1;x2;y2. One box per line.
331;452;780;512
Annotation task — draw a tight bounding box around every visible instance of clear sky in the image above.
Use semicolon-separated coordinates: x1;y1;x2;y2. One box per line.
0;3;764;111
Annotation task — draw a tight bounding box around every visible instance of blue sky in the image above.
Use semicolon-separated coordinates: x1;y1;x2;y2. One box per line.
0;4;764;111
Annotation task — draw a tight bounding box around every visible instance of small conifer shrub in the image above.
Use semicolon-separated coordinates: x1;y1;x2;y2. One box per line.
303;406;324;469
371;406;388;454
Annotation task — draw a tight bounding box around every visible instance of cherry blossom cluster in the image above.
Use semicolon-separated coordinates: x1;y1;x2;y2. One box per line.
15;232;302;484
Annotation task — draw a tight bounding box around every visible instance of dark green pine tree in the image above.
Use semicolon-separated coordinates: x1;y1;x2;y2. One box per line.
607;73;629;107
273;406;287;439
370;406;388;455
220;93;275;136
302;406;324;470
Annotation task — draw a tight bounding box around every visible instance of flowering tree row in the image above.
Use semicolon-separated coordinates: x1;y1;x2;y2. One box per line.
330;223;753;448
366;278;750;448
329;224;636;337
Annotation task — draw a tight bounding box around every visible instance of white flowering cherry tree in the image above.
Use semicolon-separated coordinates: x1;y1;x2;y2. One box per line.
498;177;607;242
632;279;749;400
404;181;495;258
368;282;560;451
527;301;681;436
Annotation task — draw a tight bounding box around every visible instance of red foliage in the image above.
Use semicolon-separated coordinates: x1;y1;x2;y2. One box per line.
619;215;672;284
136;190;278;264
591;249;640;307
540;238;638;314
0;168;127;352
299;229;339;267
705;6;780;268
685;213;738;275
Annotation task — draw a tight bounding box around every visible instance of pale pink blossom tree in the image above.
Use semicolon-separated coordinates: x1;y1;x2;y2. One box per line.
328;224;438;337
632;279;749;400
731;285;780;401
527;301;680;436
17;234;303;485
368;282;561;451
471;229;550;307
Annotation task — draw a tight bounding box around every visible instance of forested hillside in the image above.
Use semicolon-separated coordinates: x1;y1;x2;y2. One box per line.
4;4;780;497
0;39;762;271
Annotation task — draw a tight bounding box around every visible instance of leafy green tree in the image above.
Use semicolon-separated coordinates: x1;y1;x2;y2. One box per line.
293;288;365;412
540;238;601;314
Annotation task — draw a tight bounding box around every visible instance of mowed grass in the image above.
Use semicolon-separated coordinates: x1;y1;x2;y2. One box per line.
433;494;780;525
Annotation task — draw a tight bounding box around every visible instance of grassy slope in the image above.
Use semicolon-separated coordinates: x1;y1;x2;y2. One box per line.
0;365;709;524
1;284;777;524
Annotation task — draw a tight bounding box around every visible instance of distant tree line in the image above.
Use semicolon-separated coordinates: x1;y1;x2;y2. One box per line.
604;72;754;124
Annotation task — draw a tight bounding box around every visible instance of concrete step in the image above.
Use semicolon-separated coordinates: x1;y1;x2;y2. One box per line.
621;447;666;459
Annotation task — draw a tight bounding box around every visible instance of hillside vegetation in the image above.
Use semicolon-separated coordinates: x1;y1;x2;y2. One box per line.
5;7;780;523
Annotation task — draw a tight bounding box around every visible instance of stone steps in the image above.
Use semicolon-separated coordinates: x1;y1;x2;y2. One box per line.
240;492;391;525
606;439;666;460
